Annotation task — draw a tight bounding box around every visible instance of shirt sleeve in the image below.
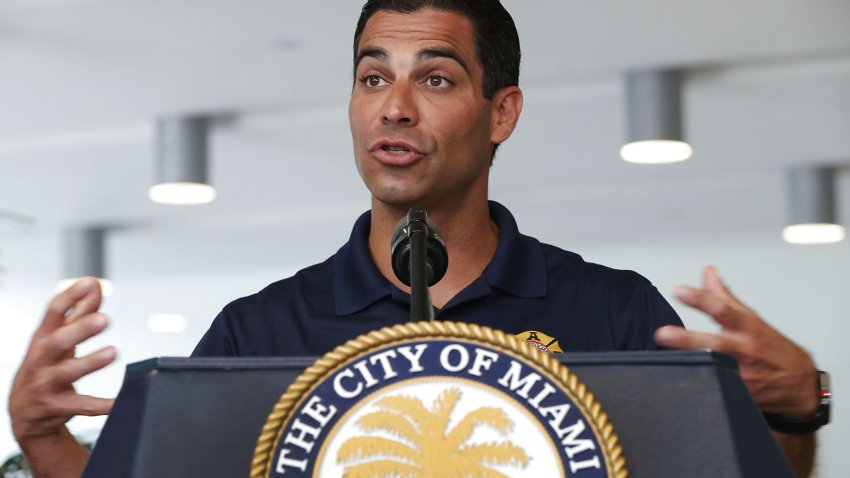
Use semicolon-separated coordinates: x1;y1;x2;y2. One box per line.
191;309;236;357
608;270;684;350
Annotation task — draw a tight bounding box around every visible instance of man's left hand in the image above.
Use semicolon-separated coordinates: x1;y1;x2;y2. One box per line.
654;265;818;418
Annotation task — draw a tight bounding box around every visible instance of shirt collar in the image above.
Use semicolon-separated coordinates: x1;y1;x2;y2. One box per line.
333;210;390;316
333;201;547;316
482;201;547;298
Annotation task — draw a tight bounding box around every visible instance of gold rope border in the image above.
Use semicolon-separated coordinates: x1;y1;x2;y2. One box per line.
249;321;627;478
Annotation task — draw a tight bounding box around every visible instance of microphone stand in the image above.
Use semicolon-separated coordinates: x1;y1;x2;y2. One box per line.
406;209;435;322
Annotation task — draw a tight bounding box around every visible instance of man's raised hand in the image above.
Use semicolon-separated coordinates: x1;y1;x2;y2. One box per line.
8;277;116;476
654;266;817;417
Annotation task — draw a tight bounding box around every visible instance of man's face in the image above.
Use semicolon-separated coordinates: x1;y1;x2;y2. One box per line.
349;9;499;212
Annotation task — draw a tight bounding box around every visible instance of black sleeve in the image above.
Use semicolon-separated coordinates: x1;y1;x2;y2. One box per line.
608;270;684;350
191;309;236;357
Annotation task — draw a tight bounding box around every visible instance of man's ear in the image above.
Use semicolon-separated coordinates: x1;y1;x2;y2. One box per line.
490;86;523;144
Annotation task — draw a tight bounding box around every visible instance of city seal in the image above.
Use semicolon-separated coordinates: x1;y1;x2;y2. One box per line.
250;321;627;477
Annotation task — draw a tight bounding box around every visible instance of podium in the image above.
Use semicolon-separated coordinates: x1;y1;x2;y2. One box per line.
81;351;793;477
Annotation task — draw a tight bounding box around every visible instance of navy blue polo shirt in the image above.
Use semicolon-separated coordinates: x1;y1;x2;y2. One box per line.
192;201;683;357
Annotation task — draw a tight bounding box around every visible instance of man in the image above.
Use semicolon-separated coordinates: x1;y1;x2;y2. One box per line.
8;1;823;477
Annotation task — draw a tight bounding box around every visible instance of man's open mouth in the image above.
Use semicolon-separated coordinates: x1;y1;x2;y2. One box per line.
382;145;411;153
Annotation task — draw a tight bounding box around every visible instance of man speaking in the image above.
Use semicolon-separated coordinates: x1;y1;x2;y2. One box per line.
9;1;825;477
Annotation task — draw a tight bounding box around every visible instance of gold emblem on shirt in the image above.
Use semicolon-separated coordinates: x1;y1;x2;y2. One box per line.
515;330;563;354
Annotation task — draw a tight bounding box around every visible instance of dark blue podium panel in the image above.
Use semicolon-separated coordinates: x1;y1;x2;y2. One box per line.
82;351;792;477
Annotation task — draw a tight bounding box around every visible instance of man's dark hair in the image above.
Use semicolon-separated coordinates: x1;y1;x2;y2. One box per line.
353;0;521;100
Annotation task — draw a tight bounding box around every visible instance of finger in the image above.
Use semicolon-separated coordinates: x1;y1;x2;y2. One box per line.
58;394;115;417
31;313;110;364
37;278;98;338
49;346;116;387
654;326;743;355
674;286;748;330
64;281;103;325
702;266;737;302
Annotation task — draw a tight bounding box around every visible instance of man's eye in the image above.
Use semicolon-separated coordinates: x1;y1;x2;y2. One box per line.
426;76;449;88
363;75;386;87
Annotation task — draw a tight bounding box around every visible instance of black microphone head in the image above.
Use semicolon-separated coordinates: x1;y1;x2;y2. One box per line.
390;210;448;287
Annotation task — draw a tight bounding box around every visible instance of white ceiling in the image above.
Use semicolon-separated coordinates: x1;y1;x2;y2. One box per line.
1;0;849;275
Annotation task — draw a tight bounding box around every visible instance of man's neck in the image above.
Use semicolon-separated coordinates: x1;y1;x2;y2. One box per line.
368;198;499;309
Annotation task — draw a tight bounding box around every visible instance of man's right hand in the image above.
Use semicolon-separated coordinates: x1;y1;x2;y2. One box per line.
8;277;116;476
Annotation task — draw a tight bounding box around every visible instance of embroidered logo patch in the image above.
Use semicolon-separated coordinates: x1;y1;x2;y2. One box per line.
250;322;624;478
516;330;564;354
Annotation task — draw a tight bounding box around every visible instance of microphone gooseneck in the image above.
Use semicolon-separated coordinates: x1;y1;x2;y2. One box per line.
390;209;448;322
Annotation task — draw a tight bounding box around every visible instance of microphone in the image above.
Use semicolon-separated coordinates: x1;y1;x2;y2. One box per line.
391;209;448;322
390;209;448;287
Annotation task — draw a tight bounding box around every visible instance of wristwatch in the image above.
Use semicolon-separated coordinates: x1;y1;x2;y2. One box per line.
764;370;831;434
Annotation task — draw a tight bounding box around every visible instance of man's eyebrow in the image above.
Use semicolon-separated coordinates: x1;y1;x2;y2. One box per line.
416;47;469;73
353;46;470;74
355;47;389;69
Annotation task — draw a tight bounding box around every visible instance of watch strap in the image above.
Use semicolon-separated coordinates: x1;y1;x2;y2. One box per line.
764;370;831;434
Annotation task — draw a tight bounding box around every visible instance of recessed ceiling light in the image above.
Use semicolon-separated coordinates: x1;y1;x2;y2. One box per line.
620;140;693;164
151;116;216;206
148;182;216;205
58;227;114;296
622;69;692;164
782;224;846;245
784;166;845;244
147;314;188;333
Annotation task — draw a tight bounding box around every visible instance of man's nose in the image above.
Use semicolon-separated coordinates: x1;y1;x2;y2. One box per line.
382;81;419;127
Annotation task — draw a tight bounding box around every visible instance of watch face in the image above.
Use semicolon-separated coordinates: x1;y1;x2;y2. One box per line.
818;371;831;403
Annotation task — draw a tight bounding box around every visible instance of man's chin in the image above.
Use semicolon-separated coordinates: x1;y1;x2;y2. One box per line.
369;187;432;213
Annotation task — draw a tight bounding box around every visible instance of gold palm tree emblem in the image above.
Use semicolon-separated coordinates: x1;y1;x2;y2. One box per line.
336;387;529;477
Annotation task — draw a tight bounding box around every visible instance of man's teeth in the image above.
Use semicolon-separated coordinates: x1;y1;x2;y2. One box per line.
383;145;410;153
